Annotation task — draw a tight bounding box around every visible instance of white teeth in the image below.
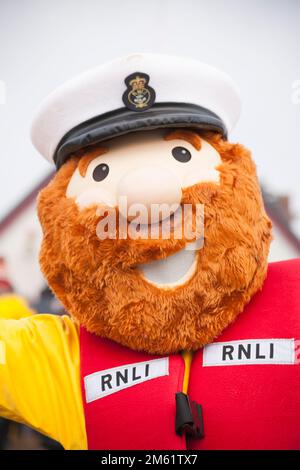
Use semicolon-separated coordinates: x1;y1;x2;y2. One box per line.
138;240;200;288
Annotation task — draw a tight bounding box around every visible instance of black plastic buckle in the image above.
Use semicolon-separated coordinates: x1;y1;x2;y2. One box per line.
175;392;204;439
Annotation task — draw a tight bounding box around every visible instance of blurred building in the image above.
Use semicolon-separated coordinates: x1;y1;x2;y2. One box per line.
0;256;13;294
0;173;53;303
0;175;299;304
263;189;300;262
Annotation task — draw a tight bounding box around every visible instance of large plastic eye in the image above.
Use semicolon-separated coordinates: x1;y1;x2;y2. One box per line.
172;146;191;163
92;163;109;182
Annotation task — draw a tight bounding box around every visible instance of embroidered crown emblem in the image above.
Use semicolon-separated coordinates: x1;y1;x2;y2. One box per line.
122;72;156;111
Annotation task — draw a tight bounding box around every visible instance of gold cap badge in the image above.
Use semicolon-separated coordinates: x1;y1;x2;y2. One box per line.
122;72;156;112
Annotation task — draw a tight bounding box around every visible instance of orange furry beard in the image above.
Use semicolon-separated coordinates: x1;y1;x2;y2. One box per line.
37;133;272;354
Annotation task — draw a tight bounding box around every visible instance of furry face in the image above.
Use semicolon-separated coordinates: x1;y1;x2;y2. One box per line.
37;130;272;354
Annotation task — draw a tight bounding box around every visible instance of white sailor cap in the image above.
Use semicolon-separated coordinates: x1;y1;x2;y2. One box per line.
31;53;241;169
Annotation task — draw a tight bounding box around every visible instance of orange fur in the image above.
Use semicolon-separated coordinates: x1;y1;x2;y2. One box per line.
165;130;202;150
78;147;108;176
37;131;272;355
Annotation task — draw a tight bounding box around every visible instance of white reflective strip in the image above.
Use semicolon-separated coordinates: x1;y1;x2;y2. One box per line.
84;357;169;403
203;338;295;367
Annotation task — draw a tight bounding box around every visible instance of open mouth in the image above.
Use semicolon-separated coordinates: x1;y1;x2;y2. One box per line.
137;240;200;288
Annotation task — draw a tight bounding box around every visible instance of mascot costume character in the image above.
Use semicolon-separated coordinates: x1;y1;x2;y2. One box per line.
0;54;299;450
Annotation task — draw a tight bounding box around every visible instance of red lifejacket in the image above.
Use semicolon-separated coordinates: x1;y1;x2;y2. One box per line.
80;259;300;450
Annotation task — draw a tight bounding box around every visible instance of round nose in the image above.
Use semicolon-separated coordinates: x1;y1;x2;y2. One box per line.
117;166;182;223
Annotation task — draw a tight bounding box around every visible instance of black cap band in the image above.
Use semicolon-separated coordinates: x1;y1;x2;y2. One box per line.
53;102;227;170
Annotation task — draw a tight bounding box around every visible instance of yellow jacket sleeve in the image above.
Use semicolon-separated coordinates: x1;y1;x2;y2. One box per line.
0;313;87;450
0;294;34;319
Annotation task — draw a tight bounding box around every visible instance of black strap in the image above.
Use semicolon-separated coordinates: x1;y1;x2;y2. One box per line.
175;392;204;439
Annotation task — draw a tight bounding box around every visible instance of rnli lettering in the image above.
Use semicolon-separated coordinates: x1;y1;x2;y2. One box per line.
84;357;169;403
203;339;295;366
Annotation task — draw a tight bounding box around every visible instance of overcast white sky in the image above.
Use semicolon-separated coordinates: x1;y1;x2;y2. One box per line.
0;0;300;232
